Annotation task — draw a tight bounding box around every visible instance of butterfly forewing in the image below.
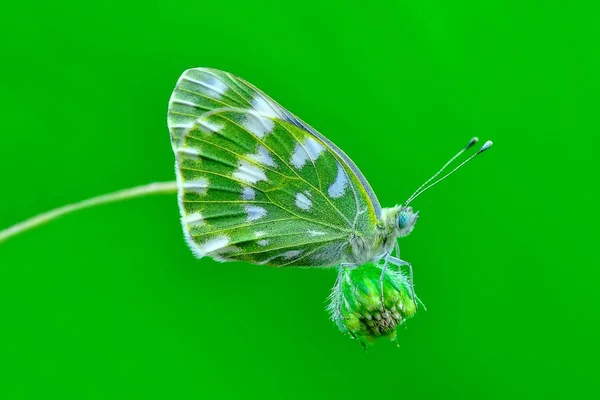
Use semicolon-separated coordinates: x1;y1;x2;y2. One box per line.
168;68;380;267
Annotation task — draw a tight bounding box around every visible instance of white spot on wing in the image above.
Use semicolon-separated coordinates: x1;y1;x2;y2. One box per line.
254;231;266;237
199;236;230;255
291;143;309;169
283;250;302;260
242;186;256;200
183;178;209;195
328;163;348;198
257;239;269;247
258;250;303;265
241;113;274;139
290;138;325;169
170;122;195;129
233;160;267;184
244;205;268;221
247;145;277;167
196;118;222;133
295;192;312;210
184;211;204;226
172;99;198;107
176;147;200;160
308;230;326;236
212;245;241;262
252;95;280;118
205;75;228;96
184;74;228;99
304;137;325;160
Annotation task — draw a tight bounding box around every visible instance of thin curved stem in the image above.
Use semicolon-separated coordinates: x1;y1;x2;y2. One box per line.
0;181;178;244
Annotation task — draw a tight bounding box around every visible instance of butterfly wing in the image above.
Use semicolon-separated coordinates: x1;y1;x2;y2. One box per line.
168;68;381;267
168;68;382;216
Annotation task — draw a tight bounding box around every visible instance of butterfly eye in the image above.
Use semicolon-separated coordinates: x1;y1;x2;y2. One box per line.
397;212;410;229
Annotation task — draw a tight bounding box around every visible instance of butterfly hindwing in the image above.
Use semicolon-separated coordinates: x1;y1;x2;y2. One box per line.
168;68;380;267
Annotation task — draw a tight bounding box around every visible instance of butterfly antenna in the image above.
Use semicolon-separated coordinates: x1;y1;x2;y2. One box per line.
405;140;493;205
405;137;479;205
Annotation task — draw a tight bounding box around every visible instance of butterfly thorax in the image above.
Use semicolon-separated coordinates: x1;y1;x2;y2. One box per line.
346;205;418;265
348;206;418;265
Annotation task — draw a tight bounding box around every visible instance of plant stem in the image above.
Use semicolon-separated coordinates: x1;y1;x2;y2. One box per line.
0;181;178;244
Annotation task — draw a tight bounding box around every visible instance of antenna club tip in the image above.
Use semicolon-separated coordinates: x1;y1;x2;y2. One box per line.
479;140;493;153
466;137;479;149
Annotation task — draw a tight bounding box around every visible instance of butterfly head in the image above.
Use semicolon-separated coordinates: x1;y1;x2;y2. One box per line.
397;206;419;237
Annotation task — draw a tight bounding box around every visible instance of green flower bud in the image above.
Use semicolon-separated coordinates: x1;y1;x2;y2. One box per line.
328;263;418;344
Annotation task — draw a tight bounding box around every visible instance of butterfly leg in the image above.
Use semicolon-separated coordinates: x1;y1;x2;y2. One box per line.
336;263;357;320
378;251;392;308
387;255;417;310
390;243;418;309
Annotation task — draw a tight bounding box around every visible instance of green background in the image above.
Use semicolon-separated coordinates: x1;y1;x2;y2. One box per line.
1;1;598;398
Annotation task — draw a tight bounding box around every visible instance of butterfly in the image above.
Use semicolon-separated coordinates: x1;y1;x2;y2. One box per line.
166;67;492;299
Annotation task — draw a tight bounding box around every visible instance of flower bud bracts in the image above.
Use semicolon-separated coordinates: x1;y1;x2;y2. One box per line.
328;263;418;343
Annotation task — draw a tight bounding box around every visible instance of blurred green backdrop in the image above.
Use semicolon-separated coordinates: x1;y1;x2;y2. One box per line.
1;1;598;399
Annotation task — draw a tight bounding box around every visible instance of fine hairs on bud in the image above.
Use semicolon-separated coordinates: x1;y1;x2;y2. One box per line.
405;137;493;205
